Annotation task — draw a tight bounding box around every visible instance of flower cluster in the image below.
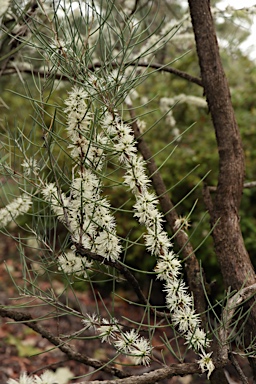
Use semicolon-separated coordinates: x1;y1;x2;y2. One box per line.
57;249;93;278
101;111;213;373
7;370;57;384
0;194;32;228
41;87;122;280
39;86;213;376
82;313;152;366
198;352;215;380
21;158;40;176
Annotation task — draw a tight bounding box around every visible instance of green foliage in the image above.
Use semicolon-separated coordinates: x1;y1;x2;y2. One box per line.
1;1;256;298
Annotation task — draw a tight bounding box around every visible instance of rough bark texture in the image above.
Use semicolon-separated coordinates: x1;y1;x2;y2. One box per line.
188;0;256;291
188;0;256;380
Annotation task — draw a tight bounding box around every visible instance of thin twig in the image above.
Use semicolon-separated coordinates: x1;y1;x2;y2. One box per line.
218;283;256;364
74;243;170;320
207;181;256;192
76;362;201;384
229;353;249;384
1;61;202;87
0;306;130;379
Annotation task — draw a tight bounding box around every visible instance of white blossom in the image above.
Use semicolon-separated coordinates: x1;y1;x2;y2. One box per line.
34;370;57;384
144;228;172;256
155;252;181;281
129;337;152;366
97;318;120;343
114;329;140;353
123;155;151;192
172;306;200;333
185;328;210;351
58;251;93;277
7;372;34;384
198;352;215;379
174;215;191;231
21;158;40;176
65;86;93;139
93;231;122;261
82;313;100;331
166;290;193;313
41;183;67;221
0;194;32;228
101;110;210;356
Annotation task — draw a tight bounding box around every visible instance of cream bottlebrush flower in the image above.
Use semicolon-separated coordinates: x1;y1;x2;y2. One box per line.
163;279;188;297
21;158;40;176
93;202;117;231
82;313;100;331
129;337;152;366
93;231;122;261
114;329;140;353
7;372;34;384
133;191;160;226
58;251;93;277
185;328;210;351
165;289;194;313
34;370;57;384
144;228;172;256
97;318;120;343
172;306;200;333
69;174;121;260
71;173;99;200
123;155;151;193
64;87;93;138
114;128;137;159
68;136;106;170
174;215;191;231
154;252;181;281
103;112;211;355
198;352;215;379
0;194;32;228
41;183;67;221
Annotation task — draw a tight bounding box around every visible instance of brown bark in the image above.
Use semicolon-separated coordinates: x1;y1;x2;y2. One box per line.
189;0;255;289
187;0;256;301
188;0;256;380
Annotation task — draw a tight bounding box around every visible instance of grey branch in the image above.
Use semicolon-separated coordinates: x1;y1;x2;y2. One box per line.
0;306;129;379
1;61;202;86
76;363;200;384
207;181;256;192
218;283;256;364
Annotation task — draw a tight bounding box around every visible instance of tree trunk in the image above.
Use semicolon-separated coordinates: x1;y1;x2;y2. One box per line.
188;0;256;379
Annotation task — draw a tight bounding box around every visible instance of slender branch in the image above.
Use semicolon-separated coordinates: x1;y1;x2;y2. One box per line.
76;363;201;384
0;306;129;379
229;353;249;384
75;243;147;306
218;283;256;364
74;243;169;319
0;1;38;75
1;61;202;86
207;181;256;192
128;0;140;17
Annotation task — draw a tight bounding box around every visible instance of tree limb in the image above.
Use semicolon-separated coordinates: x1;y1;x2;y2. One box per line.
1;61;202;87
0;306;129;379
77;363;201;384
188;0;256;379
